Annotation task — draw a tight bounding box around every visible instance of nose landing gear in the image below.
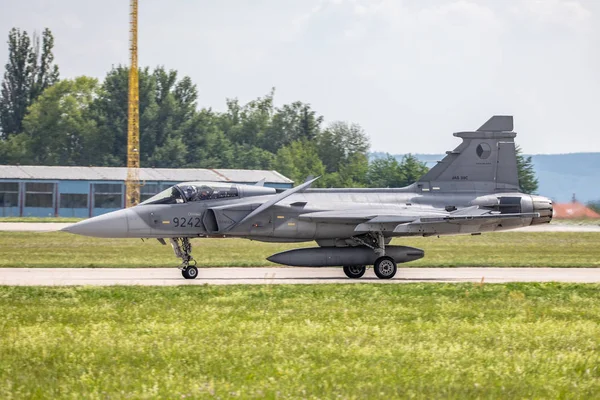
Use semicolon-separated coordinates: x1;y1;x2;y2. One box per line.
170;238;198;280
181;265;198;279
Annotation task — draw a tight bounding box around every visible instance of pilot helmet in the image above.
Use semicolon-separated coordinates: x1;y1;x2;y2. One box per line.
183;185;197;199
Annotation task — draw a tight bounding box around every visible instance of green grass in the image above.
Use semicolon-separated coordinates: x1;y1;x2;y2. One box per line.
0;217;83;223
0;284;599;398
0;231;599;268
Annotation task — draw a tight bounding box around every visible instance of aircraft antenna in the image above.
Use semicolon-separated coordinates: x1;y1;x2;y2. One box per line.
126;0;141;207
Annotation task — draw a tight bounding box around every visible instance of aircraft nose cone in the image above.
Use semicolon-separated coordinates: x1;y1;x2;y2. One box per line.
62;208;131;238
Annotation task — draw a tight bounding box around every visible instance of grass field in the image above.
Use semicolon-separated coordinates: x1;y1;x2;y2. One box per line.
0;284;599;398
0;217;83;223
0;231;599;268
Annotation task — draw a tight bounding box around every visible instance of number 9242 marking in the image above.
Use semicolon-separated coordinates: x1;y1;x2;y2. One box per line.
173;217;203;228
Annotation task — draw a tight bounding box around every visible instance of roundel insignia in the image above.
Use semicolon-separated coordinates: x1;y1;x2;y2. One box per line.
476;143;491;159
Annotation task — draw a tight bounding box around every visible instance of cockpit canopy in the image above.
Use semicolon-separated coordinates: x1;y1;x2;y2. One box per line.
139;182;239;205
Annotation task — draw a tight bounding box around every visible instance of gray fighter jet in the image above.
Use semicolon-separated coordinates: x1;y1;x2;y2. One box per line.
63;116;553;279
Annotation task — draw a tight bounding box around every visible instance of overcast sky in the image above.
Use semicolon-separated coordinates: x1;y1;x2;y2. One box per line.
1;0;599;154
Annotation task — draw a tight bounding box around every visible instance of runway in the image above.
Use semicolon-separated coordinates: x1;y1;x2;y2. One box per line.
1;267;599;286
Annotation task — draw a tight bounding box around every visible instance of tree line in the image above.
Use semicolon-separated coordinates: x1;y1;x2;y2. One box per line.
0;27;538;193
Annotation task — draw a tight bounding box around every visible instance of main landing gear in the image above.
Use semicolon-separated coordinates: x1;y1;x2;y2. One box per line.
373;256;397;279
342;232;398;279
343;265;366;279
170;238;198;280
342;257;398;280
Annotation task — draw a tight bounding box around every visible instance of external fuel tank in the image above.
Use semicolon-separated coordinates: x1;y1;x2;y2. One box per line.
267;245;424;267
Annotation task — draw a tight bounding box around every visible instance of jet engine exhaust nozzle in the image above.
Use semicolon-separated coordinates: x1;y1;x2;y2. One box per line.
530;195;553;225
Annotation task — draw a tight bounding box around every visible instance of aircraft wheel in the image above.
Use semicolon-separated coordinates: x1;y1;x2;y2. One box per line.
373;256;397;279
343;265;366;279
182;266;198;280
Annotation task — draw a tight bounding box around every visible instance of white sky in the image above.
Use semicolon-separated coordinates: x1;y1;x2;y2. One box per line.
1;0;599;154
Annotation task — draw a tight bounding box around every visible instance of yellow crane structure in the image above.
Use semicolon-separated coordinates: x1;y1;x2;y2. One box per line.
126;0;141;207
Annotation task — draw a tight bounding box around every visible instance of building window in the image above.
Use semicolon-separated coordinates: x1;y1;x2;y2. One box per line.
60;194;88;208
141;184;159;202
0;182;19;207
25;182;55;208
94;183;122;209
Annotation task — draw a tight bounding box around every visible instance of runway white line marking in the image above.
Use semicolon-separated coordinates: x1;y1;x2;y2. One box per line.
0;268;599;286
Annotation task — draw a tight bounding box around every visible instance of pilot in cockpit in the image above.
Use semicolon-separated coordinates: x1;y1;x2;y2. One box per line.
179;185;214;202
182;185;197;202
198;186;213;200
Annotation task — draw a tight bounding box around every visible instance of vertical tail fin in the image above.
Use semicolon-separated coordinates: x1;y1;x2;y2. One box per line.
417;116;520;194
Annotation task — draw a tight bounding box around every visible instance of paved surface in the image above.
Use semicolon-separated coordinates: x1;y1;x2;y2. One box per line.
1;267;599;286
2;222;600;232
516;224;600;232
0;223;71;232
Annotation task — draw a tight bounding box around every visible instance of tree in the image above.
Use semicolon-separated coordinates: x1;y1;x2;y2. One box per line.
22;76;99;165
261;101;323;152
516;145;539;194
320;152;369;188
29;28;60;101
0;28;32;138
179;109;235;168
311;122;370;187
220;90;275;146
88;66;129;166
0;133;31;164
367;154;429;188
232;143;274;170
398;154;429;185
91;66;198;167
317;122;370;173
273;140;325;185
337;152;370;187
147;135;188;168
0;28;59;139
0;59;381;175
367;155;405;187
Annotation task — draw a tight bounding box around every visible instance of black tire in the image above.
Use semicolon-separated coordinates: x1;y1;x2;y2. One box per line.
343;265;366;279
182;266;198;280
373;256;397;279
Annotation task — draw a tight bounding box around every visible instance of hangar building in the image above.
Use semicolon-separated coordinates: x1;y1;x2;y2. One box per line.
0;165;293;218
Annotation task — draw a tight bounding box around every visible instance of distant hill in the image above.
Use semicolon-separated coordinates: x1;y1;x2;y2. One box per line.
370;152;600;203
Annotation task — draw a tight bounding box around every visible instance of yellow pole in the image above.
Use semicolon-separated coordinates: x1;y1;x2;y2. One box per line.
126;0;140;207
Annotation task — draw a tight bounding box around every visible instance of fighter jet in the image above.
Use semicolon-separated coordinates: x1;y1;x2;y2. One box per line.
63;116;553;279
